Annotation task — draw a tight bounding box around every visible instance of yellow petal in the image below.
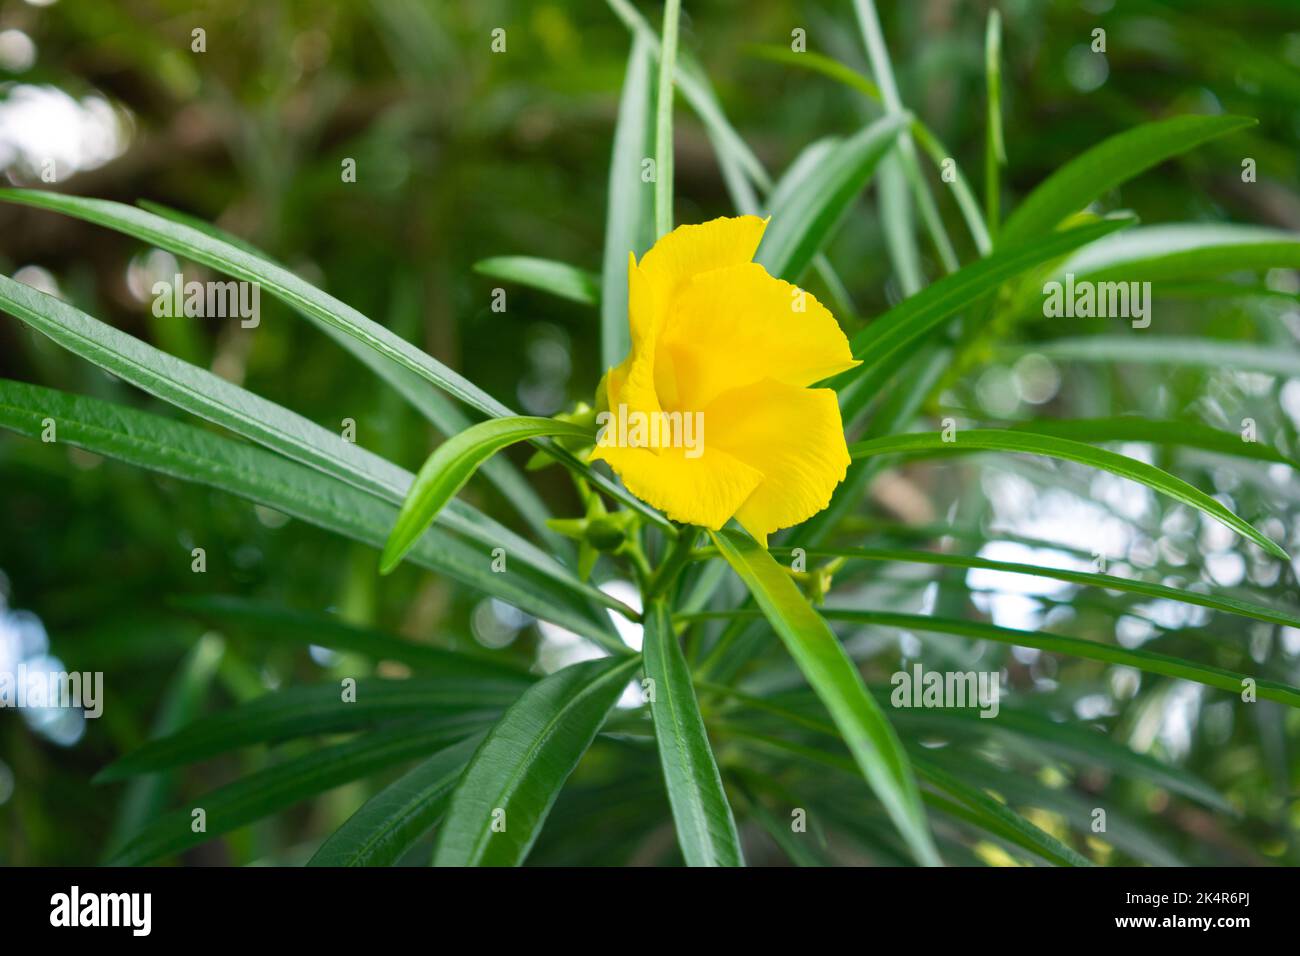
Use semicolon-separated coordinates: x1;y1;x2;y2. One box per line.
637;216;768;348
590;439;762;530
638;215;769;302
607;258;663;418
661;263;859;411
610;217;770;413
601;217;856;541
626;252;659;351
704;379;852;543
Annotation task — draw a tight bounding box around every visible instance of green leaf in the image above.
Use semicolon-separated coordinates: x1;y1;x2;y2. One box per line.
984;9;1005;235
0;273;607;612
783;546;1300;630
607;0;866;308
892;704;1231;813
706;678;1232;813
0;188;505;417
0;379;624;648
999;114;1257;245
102;635;225;862
708;529;939;866
819;609;1300;706
737;781;824;866
432;654;642;866
96;681;511;780
757;113;910;282
764;137;840;220
643;599;744;866
1146;280;1300;304
136;198;557;543
106;722;478;866
744;43;989;256
1048;223;1300;285
746;43;881;99
913;758;1092;867
1008;336;1300;377
1002;416;1296;466
608;0;770;193
168;595;531;679
926;750;1185;866
602;31;657;369
852;0;953;287
653;0;681;238
850;428;1288;559
0;187;665;530
834;218;1134;419
306;734;482;867
381;416;594;575
726;725;1084;865
473;256;600;307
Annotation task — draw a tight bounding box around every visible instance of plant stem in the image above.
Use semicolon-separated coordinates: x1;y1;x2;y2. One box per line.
646;524;698;599
623;535;654;592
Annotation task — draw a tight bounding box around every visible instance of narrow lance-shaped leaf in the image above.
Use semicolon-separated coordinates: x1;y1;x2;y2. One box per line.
432;654;643;866
643;599;744;866
832;218;1134;421
0;274;619;615
1011;223;1300;318
107;723;479;866
607;0;769;191
653;0;681;238
747;43;881;99
381;417;594;574
607;0;862;307
472;257;600;307
702;676;1232;813
756;112;910;282
744;44;989;256
931;750;1185;867
0;189;506;417
306;735;483;867
984;9;1005;236
890;703;1231;813
102;635;224;862
776;546;1300;631
799;345;950;548
1003;336;1300;378
998;114;1257;245
602;31;656;369
0;379;625;650
709;529;940;866
1049;223;1300;284
849;428;1289;560
914;758;1093;867
852;0;946;289
96;682;511;780
821;610;1300;707
752;724;1090;866
0;187;667;529
138;199;558;543
999;416;1296;467
168;595;533;679
764;138;840;221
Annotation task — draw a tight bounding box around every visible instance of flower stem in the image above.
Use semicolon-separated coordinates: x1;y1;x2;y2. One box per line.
646;524;698;599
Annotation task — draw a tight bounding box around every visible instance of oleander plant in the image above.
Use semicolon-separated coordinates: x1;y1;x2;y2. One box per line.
2;0;1299;866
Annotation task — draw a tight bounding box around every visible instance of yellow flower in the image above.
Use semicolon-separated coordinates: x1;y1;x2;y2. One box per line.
591;215;859;544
